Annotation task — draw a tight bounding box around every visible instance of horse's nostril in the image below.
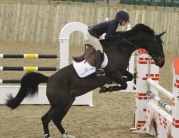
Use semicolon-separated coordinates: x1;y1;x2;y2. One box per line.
159;61;165;68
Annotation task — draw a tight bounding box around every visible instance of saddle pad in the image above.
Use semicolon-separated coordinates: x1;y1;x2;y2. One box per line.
72;53;108;78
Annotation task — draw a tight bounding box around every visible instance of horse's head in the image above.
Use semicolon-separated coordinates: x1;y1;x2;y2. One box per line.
145;31;166;68
102;24;166;68
123;24;166;68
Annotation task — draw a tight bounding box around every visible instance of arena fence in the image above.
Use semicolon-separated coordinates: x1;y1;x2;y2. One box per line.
0;1;179;53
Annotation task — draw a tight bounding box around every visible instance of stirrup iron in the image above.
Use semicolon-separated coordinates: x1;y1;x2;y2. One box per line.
96;68;105;77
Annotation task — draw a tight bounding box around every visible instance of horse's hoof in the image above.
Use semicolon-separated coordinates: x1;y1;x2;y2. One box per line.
99;87;106;93
44;134;51;138
63;133;75;138
108;86;113;92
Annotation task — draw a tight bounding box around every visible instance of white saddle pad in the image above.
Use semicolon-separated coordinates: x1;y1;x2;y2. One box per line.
72;53;108;78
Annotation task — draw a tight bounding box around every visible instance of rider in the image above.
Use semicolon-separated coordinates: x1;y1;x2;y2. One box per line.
86;11;130;77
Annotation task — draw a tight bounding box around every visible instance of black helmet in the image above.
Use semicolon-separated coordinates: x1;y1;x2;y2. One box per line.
115;11;130;22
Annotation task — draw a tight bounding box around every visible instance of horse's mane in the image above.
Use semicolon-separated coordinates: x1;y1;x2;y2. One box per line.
128;23;155;35
101;23;155;46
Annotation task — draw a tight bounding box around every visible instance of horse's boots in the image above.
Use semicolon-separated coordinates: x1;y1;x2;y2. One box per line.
95;50;105;77
99;85;122;93
108;86;122;92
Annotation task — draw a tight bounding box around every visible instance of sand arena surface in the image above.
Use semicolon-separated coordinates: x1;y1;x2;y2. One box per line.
0;40;178;138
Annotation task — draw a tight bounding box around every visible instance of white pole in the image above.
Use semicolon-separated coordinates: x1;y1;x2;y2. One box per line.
147;78;173;100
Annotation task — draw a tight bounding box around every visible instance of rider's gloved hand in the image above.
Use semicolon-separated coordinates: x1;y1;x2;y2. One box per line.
111;32;122;39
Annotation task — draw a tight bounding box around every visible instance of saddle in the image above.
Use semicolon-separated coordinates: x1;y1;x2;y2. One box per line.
72;44;103;67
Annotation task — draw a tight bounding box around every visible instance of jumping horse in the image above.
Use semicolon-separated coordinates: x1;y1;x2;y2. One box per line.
6;24;166;138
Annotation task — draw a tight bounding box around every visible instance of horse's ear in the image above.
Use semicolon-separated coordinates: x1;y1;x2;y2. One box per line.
157;31;166;38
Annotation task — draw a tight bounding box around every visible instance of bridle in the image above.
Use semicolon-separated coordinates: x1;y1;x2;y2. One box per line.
149;35;165;60
120;34;165;60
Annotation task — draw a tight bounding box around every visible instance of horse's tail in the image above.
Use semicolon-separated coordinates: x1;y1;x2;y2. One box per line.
6;72;49;109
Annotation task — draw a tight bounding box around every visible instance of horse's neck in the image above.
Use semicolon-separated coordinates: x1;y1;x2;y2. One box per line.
117;40;137;58
103;43;135;60
119;35;151;56
102;36;150;58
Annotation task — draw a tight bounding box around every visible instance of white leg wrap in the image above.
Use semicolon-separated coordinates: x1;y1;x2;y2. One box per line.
44;134;51;138
62;132;75;138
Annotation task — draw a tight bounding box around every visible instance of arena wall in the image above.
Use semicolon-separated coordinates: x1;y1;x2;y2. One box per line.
0;0;179;53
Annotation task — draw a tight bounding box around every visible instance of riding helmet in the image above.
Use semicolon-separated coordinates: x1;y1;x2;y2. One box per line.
115;11;130;22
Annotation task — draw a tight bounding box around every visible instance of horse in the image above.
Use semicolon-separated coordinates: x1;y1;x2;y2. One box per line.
5;23;166;138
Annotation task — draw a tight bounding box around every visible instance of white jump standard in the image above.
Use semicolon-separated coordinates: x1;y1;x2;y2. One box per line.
0;22;94;106
134;54;179;138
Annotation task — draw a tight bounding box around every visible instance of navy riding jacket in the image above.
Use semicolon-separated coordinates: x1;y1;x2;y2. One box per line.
88;19;121;40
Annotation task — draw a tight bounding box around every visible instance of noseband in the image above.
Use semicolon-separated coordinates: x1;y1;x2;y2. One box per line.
150;35;165;60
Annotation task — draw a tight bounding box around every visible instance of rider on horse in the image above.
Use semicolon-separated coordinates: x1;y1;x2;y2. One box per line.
86;11;130;77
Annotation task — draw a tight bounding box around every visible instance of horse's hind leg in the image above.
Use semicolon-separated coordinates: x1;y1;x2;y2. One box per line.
41;101;76;138
41;107;57;138
52;97;76;138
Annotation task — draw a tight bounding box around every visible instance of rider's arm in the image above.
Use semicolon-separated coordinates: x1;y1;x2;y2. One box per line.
105;21;119;40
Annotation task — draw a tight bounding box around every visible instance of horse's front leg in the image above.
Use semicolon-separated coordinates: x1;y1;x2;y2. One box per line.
99;70;133;93
122;70;134;82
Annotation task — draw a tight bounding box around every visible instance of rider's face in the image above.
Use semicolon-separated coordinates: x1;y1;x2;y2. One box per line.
119;20;127;26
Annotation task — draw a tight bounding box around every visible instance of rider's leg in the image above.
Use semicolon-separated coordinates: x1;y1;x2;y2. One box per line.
95;50;105;76
86;32;105;77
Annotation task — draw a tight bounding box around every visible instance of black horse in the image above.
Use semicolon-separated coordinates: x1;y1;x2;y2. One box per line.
6;24;165;138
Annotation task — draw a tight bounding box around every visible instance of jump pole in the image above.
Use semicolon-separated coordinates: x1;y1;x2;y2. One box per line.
146;90;172;114
0;58;57;104
0;66;58;71
0;54;58;58
147;78;173;100
0;54;58;83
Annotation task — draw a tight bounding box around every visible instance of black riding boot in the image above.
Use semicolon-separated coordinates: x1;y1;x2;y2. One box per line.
95;50;105;77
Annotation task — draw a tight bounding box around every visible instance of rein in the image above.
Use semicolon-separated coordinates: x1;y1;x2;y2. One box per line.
121;37;137;48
